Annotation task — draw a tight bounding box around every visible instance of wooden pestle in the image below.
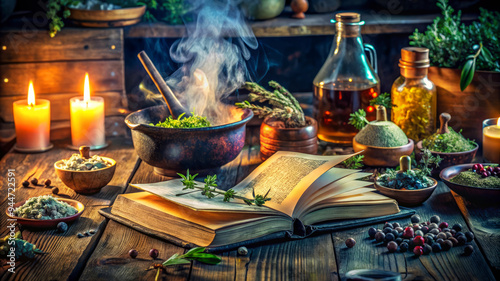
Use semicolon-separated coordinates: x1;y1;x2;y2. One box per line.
79;146;90;159
376;105;388;121
439;113;451;134
399;155;411;172
137;51;192;119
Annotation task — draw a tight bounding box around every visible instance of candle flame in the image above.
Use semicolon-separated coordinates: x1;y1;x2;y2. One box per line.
497;117;500;127
84;73;90;103
27;80;35;106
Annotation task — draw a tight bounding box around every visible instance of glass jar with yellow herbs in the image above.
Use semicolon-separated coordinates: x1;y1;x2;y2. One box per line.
391;47;436;142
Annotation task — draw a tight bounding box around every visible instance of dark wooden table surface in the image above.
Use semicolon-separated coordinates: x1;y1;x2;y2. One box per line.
1;128;499;281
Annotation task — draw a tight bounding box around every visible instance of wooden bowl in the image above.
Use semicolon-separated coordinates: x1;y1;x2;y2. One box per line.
416;141;478;177
67;5;146;27
353;139;414;167
54;157;116;194
440;163;500;204
374;176;438;206
6;198;85;229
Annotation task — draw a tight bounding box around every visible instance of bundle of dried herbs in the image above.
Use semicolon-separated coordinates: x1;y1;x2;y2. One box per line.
422;128;477;153
236;81;305;128
409;0;500;90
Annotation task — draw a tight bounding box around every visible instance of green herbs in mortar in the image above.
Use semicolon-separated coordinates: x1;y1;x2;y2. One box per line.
450;164;500;188
151;113;211;128
422;127;477;153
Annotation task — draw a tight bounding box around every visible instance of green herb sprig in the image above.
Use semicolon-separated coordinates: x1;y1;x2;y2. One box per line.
422;127;477;153
341;155;364;169
369;92;396;109
409;0;500;91
348;109;369;130
151;112;211;128
146;247;221;281
177;170;271;206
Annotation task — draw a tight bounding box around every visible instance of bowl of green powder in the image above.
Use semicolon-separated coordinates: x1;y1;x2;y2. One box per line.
440;163;500;204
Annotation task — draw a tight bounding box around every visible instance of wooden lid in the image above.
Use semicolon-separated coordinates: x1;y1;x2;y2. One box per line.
335;13;361;23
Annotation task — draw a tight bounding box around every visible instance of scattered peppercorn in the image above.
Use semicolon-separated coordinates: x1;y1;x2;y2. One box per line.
437;232;447;240
84;231;91;236
385;233;395;242
432;242;442;253
43;179;52;187
410;214;421;223
430;228;440;235
89;229;96;235
413;236;425;246
395;238;403;245
430;215;440;224
77;233;84;238
445;232;453;239
403;227;414;238
464;245;474;256
421;226;429;234
395;227;403;233
415;230;424;237
237;246;248;256
412;224;422;231
423;243;432;255
129;249;138;259
392;222;401;228
368;227;377;238
52;187;59;195
429;223;438;230
452;223;462;232
457;236;467;246
345;238;356;248
384;222;393;229
400;242;409;252
441;240;453;251
413;246;423;256
448;237;458;246
465;231;474;242
30;178;38;185
22;180;30;188
387;241;398;252
375;232;385;243
439;222;449;229
455;231;465;238
383;227;393;234
149;248;159;259
57;222;68;233
436;238;444;244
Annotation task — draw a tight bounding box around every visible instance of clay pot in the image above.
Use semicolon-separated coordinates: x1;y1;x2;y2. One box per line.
428;67;500;145
54;157;116;194
353;139;414;167
260;116;318;160
374;178;438;206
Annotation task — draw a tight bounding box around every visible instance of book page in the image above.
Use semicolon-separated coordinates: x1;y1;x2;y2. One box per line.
131;180;281;215
231;151;354;216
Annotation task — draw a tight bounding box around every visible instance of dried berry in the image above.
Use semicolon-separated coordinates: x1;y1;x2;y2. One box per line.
450;229;457;236
400;242;409;252
410;214;421;223
395;238;403;245
457;236;467;246
465;231;474;242
129;249;138;259
52;187;59;195
413;236;425;246
77;233;84;238
442;228;450;233
84;231;91;236
439;222;449;229
375;232;385;243
448;237;458;246
149;248;159;259
383;227;393;234
441;240;453;251
391;229;399;237
385;233;395;242
89;229;96;235
430;228;440;235
421;226;429;234
22;180;30;188
445;232;453;239
464;245;474;256
43;179;52;187
430;215;440;224
437;232;447;240
368;227;377;238
30;178;38;185
413;246;423;256
392;222;401;228
436;238;444;244
428;223;438;230
57;222;68;233
412;223;422;231
345;238;356;248
237;246;248;256
423;243;432;255
387;241;398;252
402;227;414;238
395;227;404;233
415;230;424;237
432;242;442;253
384;222;393;229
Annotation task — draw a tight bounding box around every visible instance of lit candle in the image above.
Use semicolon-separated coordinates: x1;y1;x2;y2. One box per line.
70;73;105;148
13;81;51;151
483;118;500;163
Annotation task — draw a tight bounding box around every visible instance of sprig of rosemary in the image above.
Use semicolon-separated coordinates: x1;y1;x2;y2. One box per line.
146;247;221;281
341;155;364;169
177;170;271;206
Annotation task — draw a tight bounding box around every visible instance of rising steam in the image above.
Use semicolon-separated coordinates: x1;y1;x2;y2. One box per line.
142;0;258;125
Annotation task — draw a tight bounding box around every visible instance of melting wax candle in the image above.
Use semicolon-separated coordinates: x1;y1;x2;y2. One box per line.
70;73;105;148
483;117;500;163
13;81;51;151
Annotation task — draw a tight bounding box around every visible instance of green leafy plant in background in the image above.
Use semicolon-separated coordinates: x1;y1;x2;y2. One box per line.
47;0;78;37
138;0;190;24
409;0;500;91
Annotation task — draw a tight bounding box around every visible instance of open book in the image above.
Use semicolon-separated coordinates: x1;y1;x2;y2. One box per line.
111;151;400;247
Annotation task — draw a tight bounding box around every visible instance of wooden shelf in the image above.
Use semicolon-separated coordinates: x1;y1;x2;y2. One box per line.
124;9;478;38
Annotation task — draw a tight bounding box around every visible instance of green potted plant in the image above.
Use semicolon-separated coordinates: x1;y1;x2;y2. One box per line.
409;0;500;143
236;81;317;160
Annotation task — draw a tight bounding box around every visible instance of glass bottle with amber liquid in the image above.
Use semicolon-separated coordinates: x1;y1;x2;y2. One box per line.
313;12;380;144
391;47;436;142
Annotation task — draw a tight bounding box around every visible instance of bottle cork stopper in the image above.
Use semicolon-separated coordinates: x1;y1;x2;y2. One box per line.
376;105;388;121
399;156;412;172
439;113;451;134
335;12;360;23
79;146;90;159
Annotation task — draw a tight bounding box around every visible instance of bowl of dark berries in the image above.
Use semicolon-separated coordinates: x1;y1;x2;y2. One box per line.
374;156;438;206
440;163;500;204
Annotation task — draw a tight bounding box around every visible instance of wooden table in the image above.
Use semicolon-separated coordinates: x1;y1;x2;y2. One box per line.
1;129;499;281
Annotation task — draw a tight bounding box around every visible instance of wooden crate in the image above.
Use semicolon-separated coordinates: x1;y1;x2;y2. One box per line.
0;27;128;146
